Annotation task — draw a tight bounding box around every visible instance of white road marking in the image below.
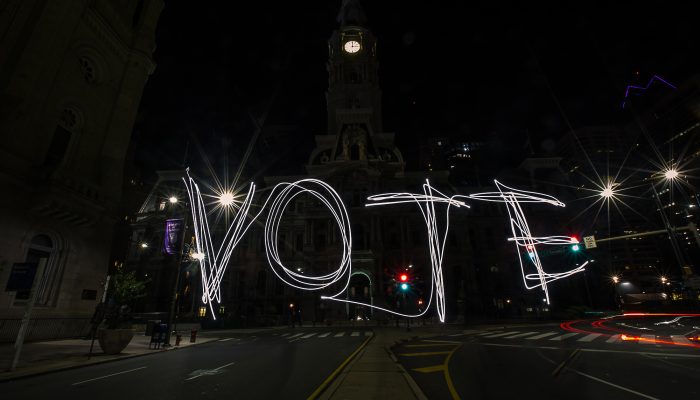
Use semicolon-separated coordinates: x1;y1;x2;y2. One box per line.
318;332;331;338
484;331;519;338
301;333;317;339
639;335;657;345
185;362;235;381
671;335;693;345
280;333;291;337
503;331;538;339
334;332;345;337
606;334;621;343
72;367;147;386
549;333;579;341
351;331;360;337
577;333;602;342
219;338;235;342
288;333;304;339
480;342;700;358
477;331;503;336
450;329;479;337
568;369;660;400
525;332;558;340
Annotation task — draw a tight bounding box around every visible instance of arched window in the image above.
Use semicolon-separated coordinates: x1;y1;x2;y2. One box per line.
15;235;56;304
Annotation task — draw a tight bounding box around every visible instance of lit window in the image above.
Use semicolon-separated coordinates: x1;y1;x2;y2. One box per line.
198;307;206;317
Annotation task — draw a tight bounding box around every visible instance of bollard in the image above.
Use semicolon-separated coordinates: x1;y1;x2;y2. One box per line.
190;328;197;343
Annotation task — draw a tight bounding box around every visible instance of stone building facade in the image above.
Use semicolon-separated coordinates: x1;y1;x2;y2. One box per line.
0;0;163;339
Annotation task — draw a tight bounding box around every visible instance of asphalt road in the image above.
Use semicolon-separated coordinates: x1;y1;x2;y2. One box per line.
393;317;700;400
1;328;371;400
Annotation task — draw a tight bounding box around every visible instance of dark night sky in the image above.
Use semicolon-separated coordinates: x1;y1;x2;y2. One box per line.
130;1;698;184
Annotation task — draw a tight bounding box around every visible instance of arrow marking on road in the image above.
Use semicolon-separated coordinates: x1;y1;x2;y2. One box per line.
185;362;235;381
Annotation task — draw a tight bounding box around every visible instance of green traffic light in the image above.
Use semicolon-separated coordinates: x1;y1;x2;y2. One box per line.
571;244;580;252
400;283;409;291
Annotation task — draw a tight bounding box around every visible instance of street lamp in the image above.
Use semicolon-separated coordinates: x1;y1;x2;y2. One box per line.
140;242;149;248
664;169;679;180
169;196;178;204
611;275;619;284
219;192;235;207
192;252;205;261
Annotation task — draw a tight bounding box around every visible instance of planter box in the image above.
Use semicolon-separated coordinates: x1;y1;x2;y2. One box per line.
97;328;134;355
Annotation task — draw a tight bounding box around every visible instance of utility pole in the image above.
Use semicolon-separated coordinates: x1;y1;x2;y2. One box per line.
9;258;47;371
164;208;189;347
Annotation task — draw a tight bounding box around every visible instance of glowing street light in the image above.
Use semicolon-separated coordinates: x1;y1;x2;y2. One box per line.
611;275;620;284
660;276;668;284
140;242;149;248
168;196;178;204
664;169;679;180
600;186;614;198
219;192;235;206
192;252;205;261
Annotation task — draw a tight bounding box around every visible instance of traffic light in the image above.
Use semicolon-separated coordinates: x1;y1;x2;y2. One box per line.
397;272;411;291
569;237;580;252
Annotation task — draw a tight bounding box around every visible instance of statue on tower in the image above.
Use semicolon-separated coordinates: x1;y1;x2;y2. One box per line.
337;0;367;27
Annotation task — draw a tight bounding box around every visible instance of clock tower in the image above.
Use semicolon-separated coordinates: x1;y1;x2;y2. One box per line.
325;0;383;161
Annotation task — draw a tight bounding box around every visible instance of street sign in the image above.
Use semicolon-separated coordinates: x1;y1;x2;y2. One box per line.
583;235;597;249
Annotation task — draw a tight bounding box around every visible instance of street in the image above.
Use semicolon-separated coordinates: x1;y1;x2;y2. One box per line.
393;316;700;400
1;328;372;400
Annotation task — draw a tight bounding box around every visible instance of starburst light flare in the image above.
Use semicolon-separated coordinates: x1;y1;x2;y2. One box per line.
468;180;587;304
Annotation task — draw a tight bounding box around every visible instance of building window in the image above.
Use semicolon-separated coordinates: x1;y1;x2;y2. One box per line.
14;235;57;305
43;125;72;168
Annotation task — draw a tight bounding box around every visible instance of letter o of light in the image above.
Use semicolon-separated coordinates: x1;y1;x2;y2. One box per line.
264;179;353;292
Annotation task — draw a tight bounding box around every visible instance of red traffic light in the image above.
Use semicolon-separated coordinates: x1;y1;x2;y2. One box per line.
399;274;408;282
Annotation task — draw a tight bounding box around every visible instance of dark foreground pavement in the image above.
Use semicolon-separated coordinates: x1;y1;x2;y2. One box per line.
394;317;700;400
1;328;371;400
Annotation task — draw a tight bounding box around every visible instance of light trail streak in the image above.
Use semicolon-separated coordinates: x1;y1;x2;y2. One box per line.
183;172;583;320
469;181;587;304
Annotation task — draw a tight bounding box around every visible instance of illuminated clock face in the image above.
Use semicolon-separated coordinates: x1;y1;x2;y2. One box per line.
343;40;361;54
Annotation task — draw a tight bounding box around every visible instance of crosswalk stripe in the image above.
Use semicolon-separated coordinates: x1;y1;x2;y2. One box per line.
334;332;345;337
219;338;235;342
484;331;519;338
640;334;657;345
288;333;304;339
549;333;579;341
318;332;330;338
280;333;291;337
606;334;621;343
671;335;693;345
503;332;538;339
525;332;558;340
301;333;317;339
578;333;602;342
365;331;373;337
477;331;503;336
351;331;360;337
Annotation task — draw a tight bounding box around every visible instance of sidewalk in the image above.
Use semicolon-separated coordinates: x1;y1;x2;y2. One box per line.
319;326;456;400
0;331;218;382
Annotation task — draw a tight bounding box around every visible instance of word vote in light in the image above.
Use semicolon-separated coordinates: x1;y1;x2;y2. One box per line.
183;170;582;320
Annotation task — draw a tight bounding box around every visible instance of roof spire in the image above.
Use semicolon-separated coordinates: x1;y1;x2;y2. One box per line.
337;0;367;27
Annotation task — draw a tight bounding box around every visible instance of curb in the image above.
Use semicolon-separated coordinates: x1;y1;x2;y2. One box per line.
386;345;429;400
311;334;373;400
0;337;219;383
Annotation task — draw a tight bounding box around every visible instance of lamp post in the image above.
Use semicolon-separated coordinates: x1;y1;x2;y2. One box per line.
163;208;190;348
